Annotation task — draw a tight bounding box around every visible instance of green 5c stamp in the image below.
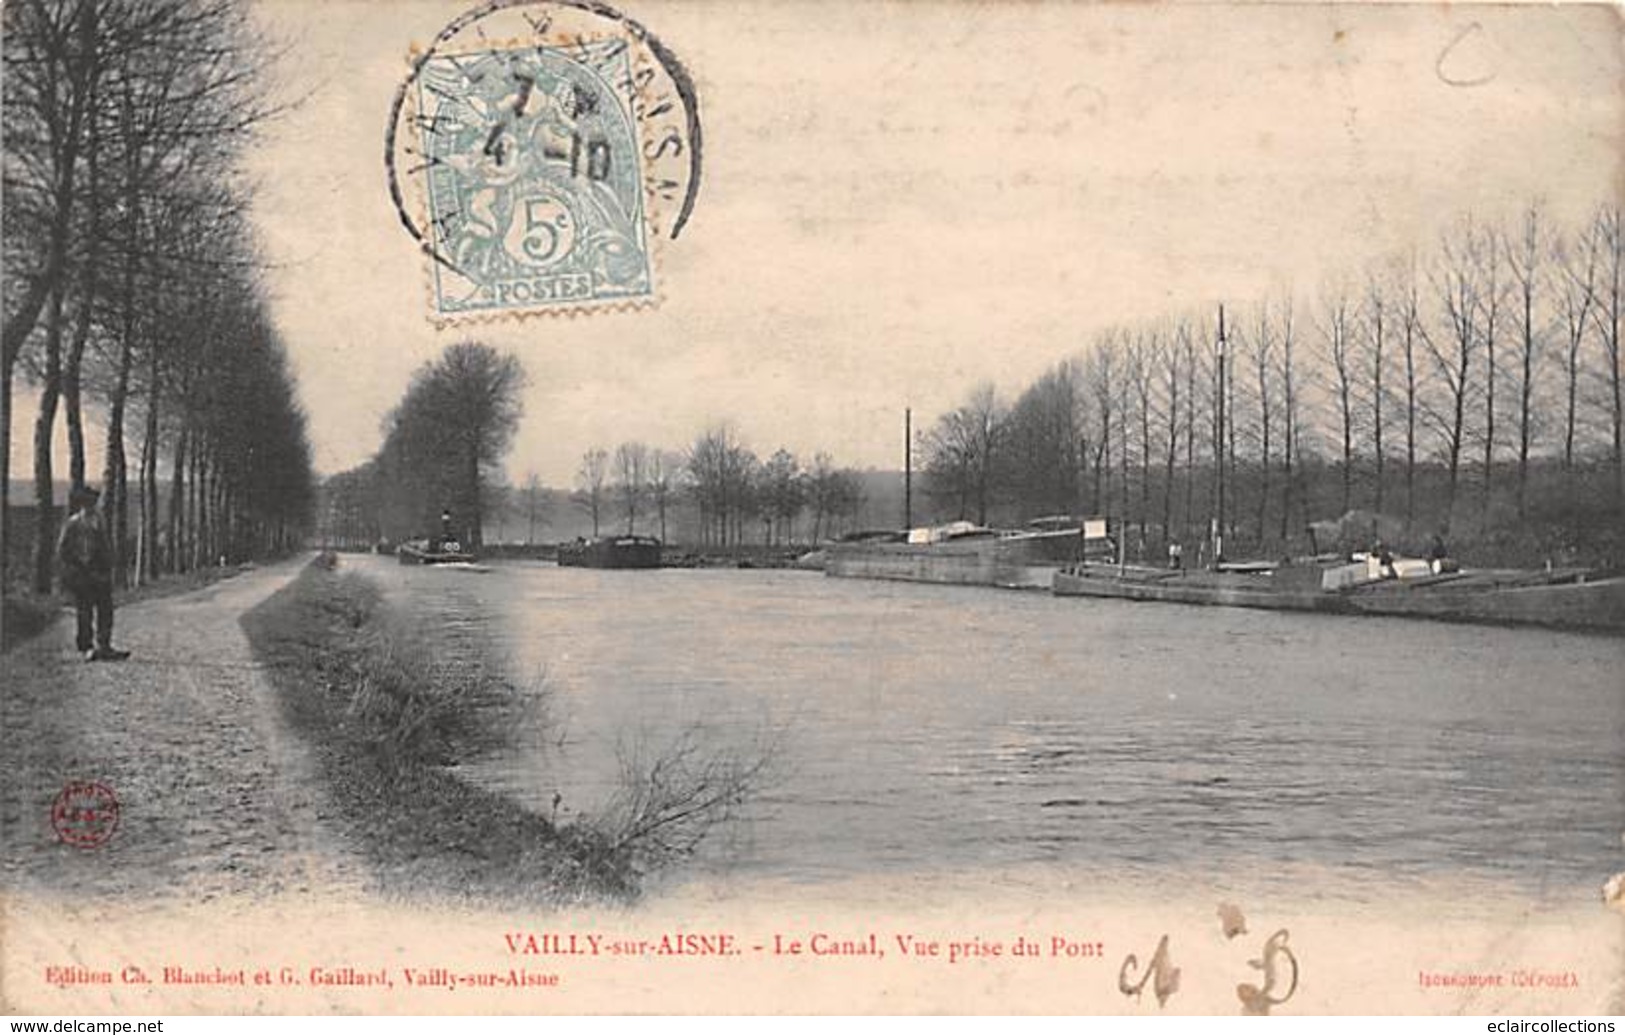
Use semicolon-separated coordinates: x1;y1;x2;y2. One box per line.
416;42;651;315
387;2;703;321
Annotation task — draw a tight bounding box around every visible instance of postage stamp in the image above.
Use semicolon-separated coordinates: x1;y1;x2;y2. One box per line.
387;1;703;322
414;41;654;316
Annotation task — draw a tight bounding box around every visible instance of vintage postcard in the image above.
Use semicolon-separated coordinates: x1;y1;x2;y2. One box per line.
3;0;1623;1017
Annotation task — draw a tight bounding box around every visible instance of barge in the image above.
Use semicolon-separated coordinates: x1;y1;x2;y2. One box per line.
556;535;663;569
1052;560;1625;633
824;521;1104;589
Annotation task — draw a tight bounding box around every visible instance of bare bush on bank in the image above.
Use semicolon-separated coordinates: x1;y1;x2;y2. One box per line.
246;559;776;900
592;723;780;877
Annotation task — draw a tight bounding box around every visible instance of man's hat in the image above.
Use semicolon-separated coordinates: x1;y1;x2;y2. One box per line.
69;484;101;507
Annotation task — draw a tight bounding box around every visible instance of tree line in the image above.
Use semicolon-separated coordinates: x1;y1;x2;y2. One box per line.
3;0;315;599
920;203;1624;566
574;426;868;547
320;342;526;550
330;426;871;550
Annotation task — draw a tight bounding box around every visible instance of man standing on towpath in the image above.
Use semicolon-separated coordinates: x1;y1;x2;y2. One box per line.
57;484;130;662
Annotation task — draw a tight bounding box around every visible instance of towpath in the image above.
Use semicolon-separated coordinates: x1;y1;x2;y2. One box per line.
0;556;365;904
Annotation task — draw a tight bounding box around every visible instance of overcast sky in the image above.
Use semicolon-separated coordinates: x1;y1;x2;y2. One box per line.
12;1;1623;487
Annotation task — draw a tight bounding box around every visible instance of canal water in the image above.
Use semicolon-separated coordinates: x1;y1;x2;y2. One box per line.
352;556;1625;904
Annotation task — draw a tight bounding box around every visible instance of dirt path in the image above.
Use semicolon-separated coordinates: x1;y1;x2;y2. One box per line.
0;556;366;904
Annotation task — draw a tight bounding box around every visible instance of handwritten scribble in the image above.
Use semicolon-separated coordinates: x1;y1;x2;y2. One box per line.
1236;929;1299;1016
1119;934;1181;1008
1436;22;1496;88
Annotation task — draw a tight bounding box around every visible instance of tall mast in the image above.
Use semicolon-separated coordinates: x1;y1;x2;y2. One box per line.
904;407;913;529
1216;304;1227;564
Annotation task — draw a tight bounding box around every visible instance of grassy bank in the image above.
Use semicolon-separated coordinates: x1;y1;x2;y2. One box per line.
240;556;636;903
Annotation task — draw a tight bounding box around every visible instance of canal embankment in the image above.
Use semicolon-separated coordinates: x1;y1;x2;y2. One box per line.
239;556;635;903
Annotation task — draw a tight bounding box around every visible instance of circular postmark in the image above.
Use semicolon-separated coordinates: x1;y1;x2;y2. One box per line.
50;780;120;849
385;0;702;320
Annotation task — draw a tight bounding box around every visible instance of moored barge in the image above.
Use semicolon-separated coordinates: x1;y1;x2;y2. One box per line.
824;520;1105;590
556;535;663;569
1052;561;1625;633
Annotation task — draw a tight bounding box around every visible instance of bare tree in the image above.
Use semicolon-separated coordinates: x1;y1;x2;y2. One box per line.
1276;297;1301;544
1223;311;1238;543
1395;257;1423;531
646;450;676;543
1181;318;1201;540
1505;203;1551;518
613;441;648;535
575;447;609;537
1421;218;1483;525
684;423;757;546
1160;326;1185;542
805;452;835;542
1128;332;1156;550
1250;303;1274;543
759;447;803;545
1555;222;1599;471
921;381;1004;525
1590;205;1624;508
1318;284;1357;516
1002;359;1083;520
1208;310;1232;556
1361;271;1389;516
522;472;546;545
1084;333;1118;519
1476;221;1506;522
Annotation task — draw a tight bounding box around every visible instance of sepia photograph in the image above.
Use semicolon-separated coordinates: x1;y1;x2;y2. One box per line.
2;0;1622;1017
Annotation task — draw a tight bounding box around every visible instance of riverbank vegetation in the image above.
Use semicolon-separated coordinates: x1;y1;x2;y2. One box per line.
3;0;315;610
242;557;770;901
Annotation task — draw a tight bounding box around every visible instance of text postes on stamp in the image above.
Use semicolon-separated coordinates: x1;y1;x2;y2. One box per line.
50;780;120;849
387;2;702;322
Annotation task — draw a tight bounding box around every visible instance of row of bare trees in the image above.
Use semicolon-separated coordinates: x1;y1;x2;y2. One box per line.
3;0;315;599
572;427;867;547
572;442;679;541
921;202;1624;564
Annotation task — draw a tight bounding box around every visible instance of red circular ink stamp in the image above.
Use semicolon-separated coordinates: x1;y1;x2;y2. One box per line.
50;780;120;848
